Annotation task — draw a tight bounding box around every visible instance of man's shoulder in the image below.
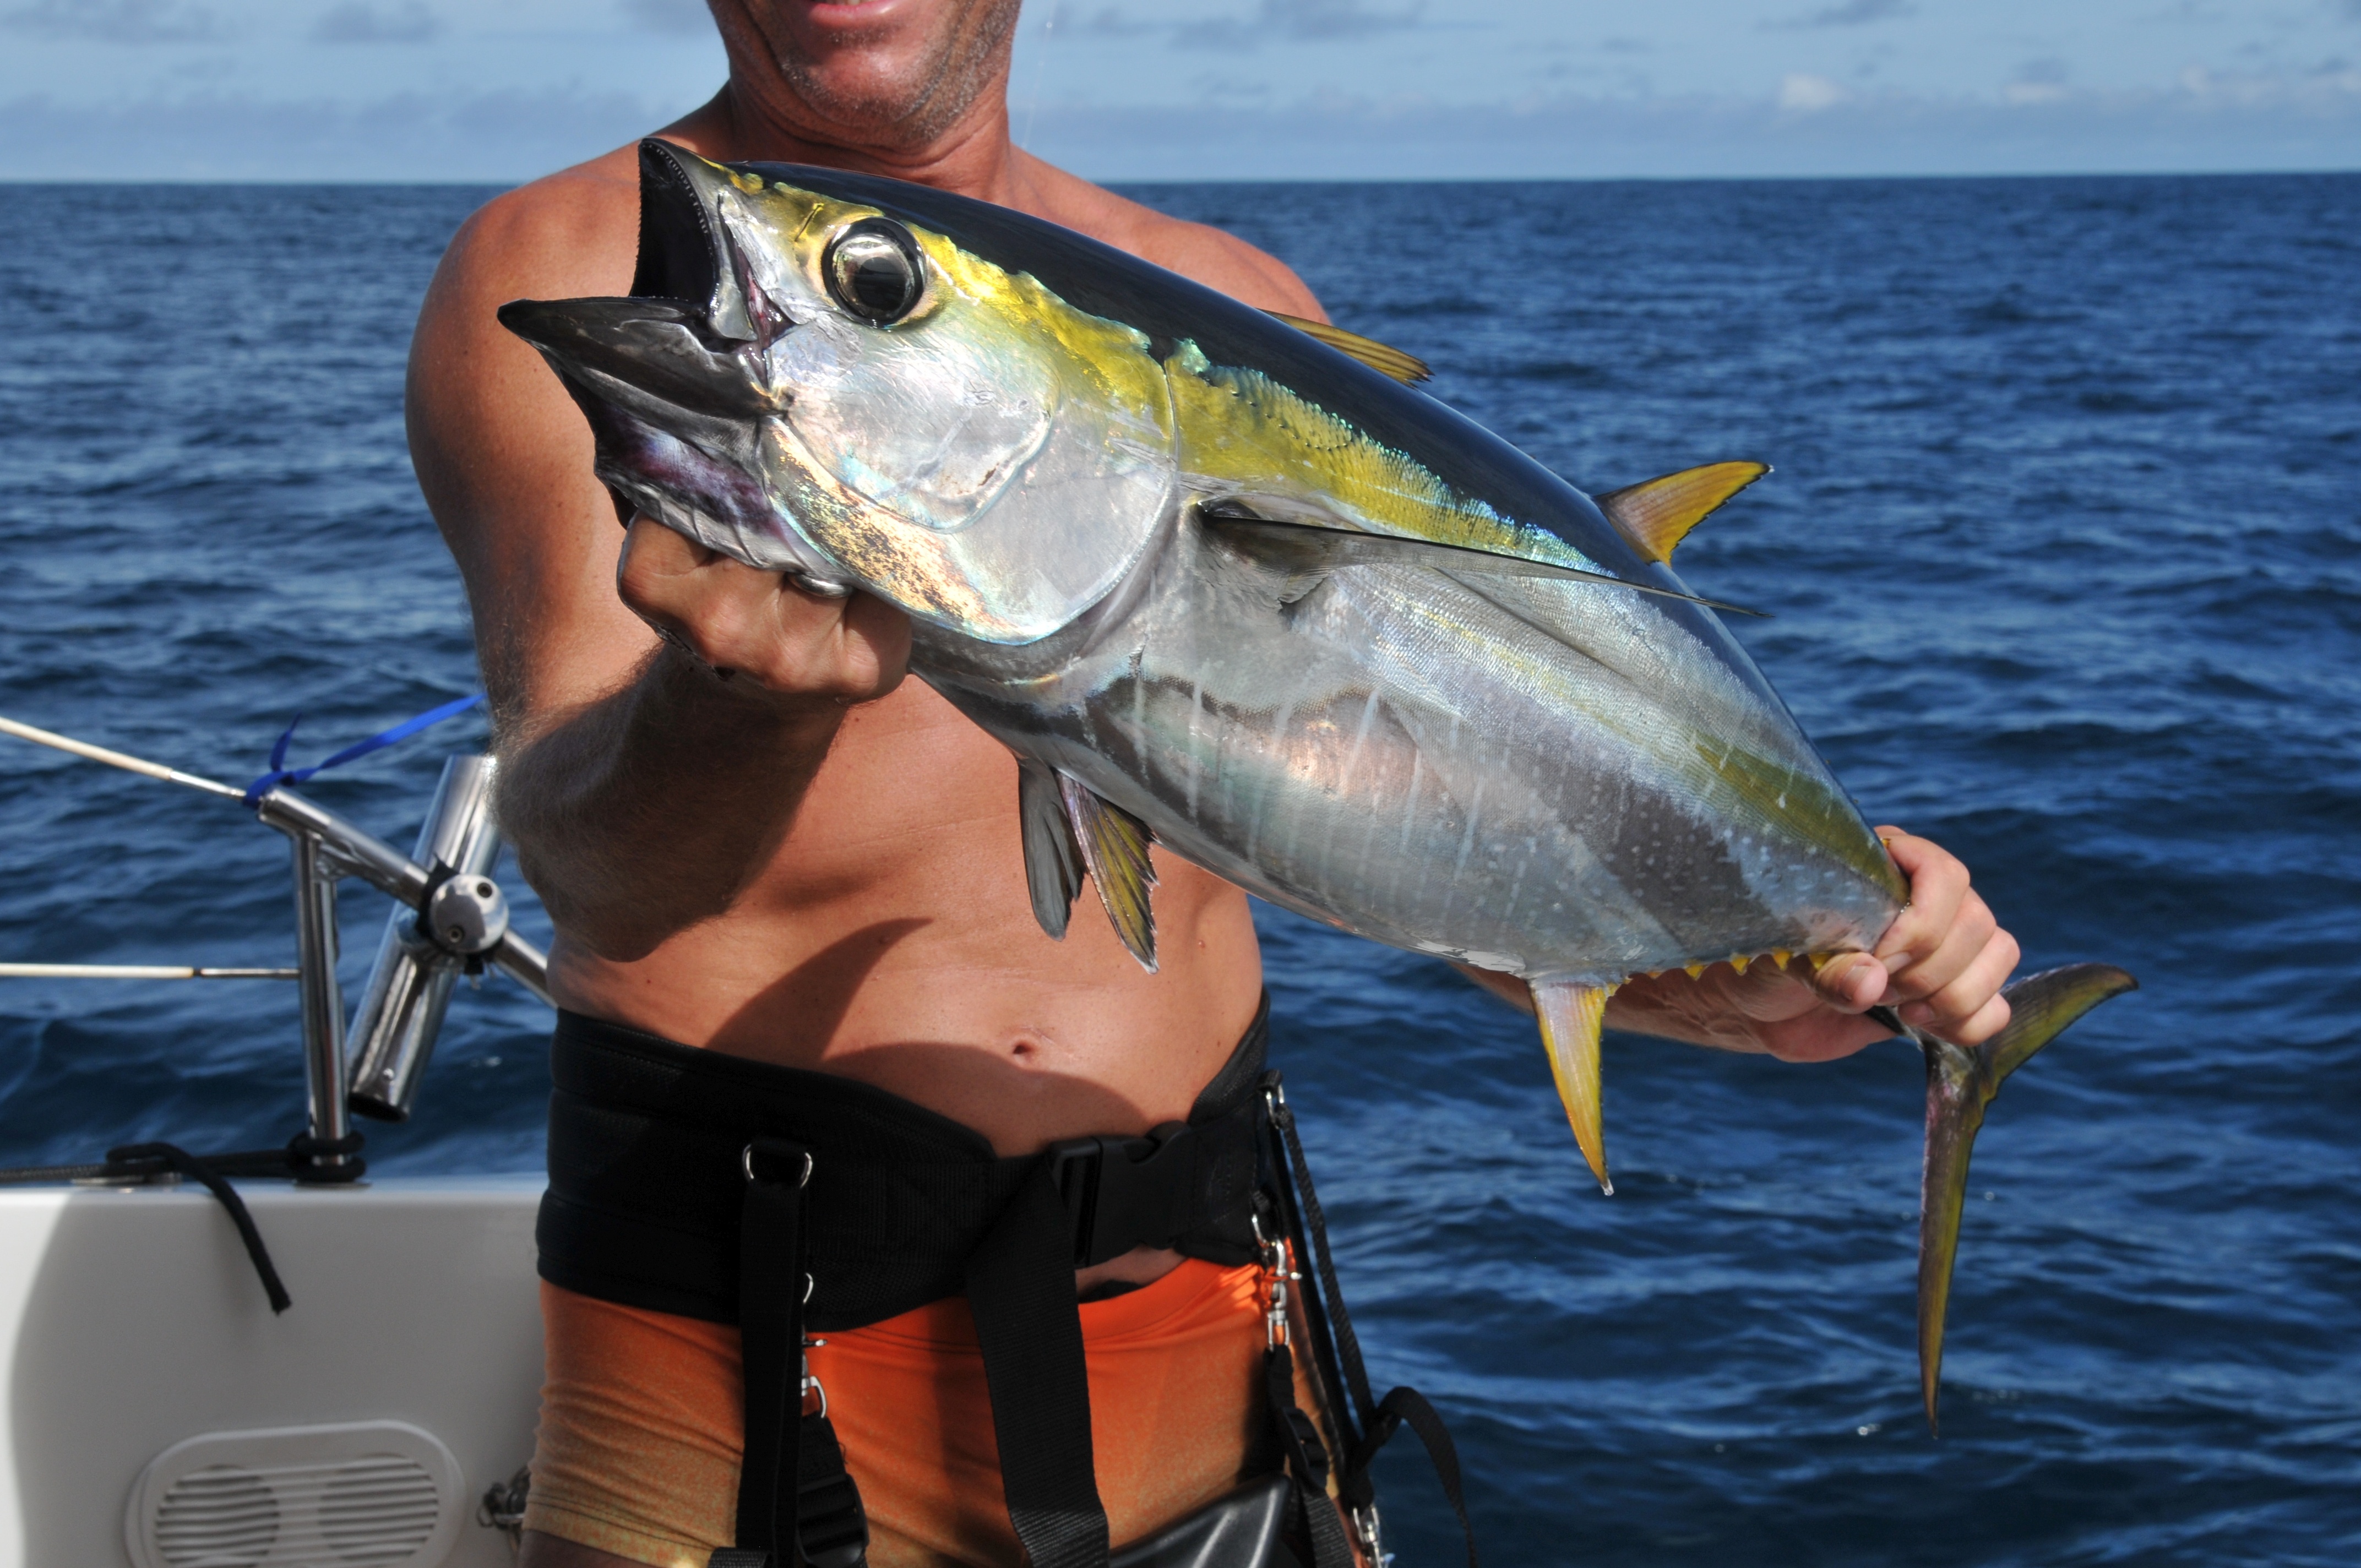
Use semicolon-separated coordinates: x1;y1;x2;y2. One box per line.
1019;155;1325;320
435;142;646;308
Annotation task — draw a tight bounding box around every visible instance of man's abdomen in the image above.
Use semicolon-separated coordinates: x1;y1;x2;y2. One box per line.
544;680;1266;1155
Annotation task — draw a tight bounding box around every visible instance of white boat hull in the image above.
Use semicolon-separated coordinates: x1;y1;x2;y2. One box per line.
0;1177;544;1567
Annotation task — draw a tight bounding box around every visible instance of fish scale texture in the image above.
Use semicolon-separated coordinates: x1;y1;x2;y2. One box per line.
0;173;2357;1567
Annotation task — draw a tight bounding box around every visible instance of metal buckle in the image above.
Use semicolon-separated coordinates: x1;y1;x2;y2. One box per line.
1352;1503;1392;1568
742;1142;813;1188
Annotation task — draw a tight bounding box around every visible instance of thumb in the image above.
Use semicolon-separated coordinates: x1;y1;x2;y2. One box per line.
1810;950;1889;1014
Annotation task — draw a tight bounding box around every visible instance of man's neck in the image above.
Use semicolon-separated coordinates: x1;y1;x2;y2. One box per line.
666;79;1034;212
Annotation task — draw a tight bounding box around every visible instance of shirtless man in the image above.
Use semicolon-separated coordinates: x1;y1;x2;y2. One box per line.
407;3;2022;1564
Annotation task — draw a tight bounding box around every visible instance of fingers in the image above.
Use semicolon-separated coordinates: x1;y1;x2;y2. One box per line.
1865;828;2019;1046
617;517;910;703
1896;917;2018;1044
1871;830;1973;975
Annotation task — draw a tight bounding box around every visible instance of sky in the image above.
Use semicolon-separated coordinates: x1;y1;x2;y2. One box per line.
0;0;2355;181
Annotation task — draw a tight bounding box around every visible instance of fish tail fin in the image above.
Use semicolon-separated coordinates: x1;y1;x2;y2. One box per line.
1916;962;2139;1433
1532;978;1615;1196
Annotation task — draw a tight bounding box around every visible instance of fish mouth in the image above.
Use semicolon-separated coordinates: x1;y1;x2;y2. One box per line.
496;142;847;586
497;142;782;423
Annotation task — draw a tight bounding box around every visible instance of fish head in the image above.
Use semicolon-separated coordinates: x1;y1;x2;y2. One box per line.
498;139;1177;644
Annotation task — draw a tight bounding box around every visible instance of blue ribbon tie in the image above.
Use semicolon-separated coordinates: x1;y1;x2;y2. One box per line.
243;692;486;806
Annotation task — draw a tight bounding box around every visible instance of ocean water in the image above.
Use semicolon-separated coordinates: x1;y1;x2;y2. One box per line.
1;172;2357;1565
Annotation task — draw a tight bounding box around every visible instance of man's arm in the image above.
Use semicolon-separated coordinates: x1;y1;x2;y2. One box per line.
405;165;907;961
1457;830;2022;1057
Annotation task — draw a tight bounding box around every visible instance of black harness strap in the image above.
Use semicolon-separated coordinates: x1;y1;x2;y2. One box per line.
1353;1389;1474;1568
732;1139;870;1568
967;1162;1112;1568
735;1139;810;1559
1262;1338;1354;1568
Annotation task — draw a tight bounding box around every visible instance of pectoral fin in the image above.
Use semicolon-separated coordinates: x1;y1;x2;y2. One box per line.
1016;758;1085;941
1265;311;1432;384
1058;775;1160;973
1913;962;2138;1433
1596;461;1769;564
1532;978;1616;1195
1201;510;1767;617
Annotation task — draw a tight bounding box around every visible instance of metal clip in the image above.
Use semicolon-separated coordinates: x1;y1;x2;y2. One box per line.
797;1265;829;1418
1253;1211;1297;1352
1352;1504;1392;1568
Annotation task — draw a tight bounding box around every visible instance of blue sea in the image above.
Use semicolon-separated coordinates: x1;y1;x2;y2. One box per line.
2;173;2357;1565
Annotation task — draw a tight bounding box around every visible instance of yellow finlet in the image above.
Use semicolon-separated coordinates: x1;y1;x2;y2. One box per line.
1729;954;1751;975
1771;949;1792;970
1595;461;1770;565
1266;311;1432;385
1684;962;1706;980
1531;979;1614;1195
1808;951;1833;972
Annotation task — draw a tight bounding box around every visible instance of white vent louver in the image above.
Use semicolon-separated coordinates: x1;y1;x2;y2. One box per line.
127;1421;464;1568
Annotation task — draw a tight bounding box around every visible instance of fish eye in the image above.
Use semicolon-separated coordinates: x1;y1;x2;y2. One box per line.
823;217;924;325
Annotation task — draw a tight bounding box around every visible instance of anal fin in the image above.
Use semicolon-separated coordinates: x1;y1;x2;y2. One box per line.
1911;962;2138;1433
1059;775;1160;973
1532;977;1616;1196
1016;758;1085;941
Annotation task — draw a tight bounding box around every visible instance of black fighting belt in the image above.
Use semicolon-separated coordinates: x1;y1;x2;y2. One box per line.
537;999;1475;1568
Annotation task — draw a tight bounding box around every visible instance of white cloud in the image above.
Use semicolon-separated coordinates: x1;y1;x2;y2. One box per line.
311;1;438;45
1;0;225;44
621;0;710;35
1778;72;1848;110
2006;56;2070;102
1081;0;1427;52
0;86;663;180
1771;0;1915;29
4;63;2344;183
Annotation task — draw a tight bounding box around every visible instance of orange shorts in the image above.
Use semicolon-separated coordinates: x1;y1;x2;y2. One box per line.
524;1259;1305;1568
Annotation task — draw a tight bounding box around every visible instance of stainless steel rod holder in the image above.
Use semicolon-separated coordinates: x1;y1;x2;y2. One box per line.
252;786;549;1004
346;754;503;1121
289;829;355;1176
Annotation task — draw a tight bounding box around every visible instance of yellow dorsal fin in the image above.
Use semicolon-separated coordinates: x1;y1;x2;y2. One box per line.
1266;311;1431;384
1595;461;1770;564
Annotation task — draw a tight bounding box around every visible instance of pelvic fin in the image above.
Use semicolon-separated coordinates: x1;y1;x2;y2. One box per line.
1059;775;1160;973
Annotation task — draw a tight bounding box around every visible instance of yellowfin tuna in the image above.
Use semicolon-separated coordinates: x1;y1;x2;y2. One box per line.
501;140;2135;1426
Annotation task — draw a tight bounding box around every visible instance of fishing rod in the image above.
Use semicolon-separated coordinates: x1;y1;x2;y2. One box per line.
0;963;298;981
0;710;552;1180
